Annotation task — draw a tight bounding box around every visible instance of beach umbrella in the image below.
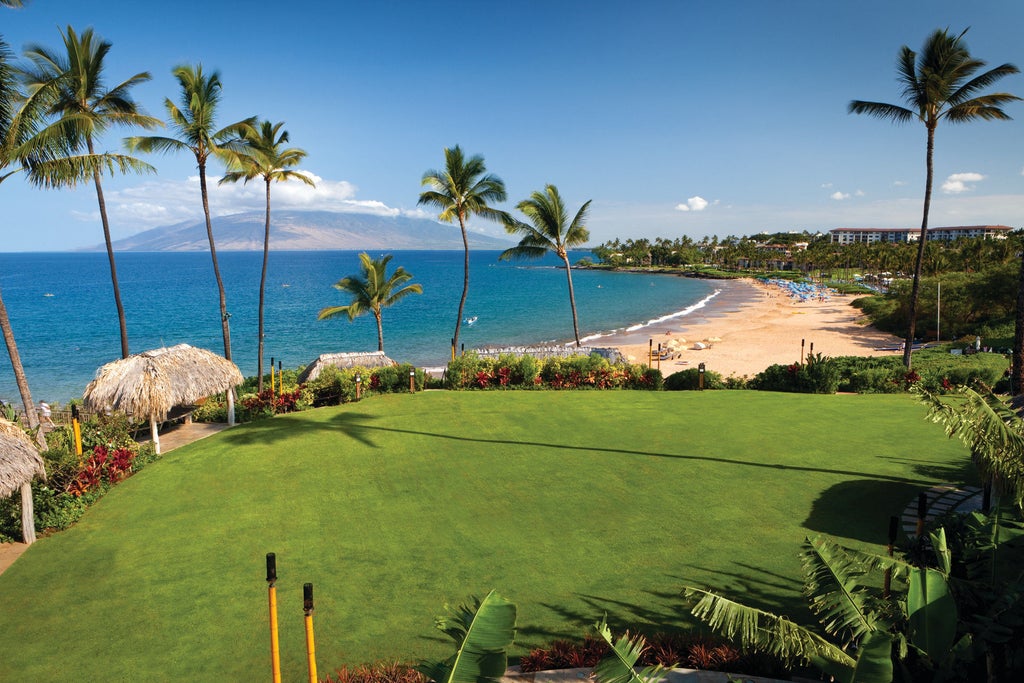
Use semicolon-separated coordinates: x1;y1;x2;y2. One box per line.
296;351;398;383
0;418;45;545
83;344;243;455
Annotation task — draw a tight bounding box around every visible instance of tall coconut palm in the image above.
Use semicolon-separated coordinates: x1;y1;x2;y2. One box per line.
219;120;313;392
20;26;159;359
125;65;253;366
849;28;1020;369
317;253;422;353
418;146;508;355
1;34;47;447
500;184;591;346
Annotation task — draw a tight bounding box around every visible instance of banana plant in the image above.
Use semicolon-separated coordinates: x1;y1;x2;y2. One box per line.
416;591;517;683
591;617;667;683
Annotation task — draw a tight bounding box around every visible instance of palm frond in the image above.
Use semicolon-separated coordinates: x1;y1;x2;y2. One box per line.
847;100;916;123
24;151;155;188
592;618;666;683
415;591;516;683
683;586;854;669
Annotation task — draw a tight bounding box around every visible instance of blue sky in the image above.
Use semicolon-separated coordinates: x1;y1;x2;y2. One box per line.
2;0;1023;251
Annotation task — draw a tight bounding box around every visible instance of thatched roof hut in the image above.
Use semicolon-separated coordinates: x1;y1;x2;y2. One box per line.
83;344;243;454
0;418;45;545
0;419;44;500
297;351;397;383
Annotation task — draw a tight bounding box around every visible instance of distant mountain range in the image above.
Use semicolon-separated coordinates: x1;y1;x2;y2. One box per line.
88;210;514;252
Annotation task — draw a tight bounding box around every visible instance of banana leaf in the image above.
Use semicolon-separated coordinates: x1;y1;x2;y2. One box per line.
592;618;666;683
907;565;957;662
416;590;517;683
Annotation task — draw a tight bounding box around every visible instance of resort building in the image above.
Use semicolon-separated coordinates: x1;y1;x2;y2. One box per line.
829;225;1012;245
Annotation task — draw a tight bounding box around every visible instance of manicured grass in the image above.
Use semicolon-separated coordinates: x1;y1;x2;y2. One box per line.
0;391;973;681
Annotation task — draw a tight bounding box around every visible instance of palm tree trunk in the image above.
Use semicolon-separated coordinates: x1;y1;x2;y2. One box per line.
198;161;235;425
88;137;130;359
562;254;582;346
198;161;232;361
374;311;384;352
453;213;469;354
903;124;935;369
257;178;271;393
20;481;36;545
0;291;43;440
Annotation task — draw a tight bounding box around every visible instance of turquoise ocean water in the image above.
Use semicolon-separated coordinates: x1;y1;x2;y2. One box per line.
0;250;722;402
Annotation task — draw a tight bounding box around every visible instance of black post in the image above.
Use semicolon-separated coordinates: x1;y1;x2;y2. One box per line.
916;491;928;537
698;362;705;391
800;339;805;366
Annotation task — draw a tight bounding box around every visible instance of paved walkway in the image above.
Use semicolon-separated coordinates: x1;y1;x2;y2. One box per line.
900;484;983;538
0;421;233;577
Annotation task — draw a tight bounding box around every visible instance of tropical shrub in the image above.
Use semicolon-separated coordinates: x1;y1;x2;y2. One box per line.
748;353;839;394
322;662;426;683
663;367;725;390
446;353;660;390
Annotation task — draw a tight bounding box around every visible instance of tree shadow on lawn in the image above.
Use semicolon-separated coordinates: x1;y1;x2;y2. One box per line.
514;564;809;649
219;412;946;486
803;479;928;544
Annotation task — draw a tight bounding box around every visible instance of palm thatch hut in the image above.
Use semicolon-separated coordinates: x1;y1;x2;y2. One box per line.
0;418;45;545
83;344;244;454
297;351;397;383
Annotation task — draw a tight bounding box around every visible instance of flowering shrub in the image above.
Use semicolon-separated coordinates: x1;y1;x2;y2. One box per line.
241;388;304;418
66;444;137;497
446;352;661;390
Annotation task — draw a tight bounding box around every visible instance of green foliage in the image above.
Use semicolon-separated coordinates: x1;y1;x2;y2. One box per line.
749;354;839;394
415;591;516;683
445;353;657;390
663;367;725;390
592;619;667;683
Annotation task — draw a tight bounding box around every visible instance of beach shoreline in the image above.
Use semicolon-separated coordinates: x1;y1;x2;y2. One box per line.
605;277;905;378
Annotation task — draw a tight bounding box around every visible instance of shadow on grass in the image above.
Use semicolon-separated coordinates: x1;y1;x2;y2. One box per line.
803;479;924;544
514;562;811;649
219;411;944;485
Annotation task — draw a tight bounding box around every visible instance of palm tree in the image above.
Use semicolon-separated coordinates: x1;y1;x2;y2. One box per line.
500;185;591;346
219;120;313;392
418;146;508;355
317;253;422;353
849;28;1020;369
20;27;159;359
125;65;253;366
1;34;49;446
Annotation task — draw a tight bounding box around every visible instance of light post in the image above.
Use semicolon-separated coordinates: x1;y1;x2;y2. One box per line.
698;362;705;391
409;369;416;393
355;373;362;400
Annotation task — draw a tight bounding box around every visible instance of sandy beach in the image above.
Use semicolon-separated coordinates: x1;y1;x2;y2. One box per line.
609;278;904;378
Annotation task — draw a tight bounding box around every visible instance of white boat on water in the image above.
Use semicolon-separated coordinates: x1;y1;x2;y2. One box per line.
464;316;478;325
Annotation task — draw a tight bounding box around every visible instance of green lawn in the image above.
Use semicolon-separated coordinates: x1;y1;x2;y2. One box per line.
0;391;974;681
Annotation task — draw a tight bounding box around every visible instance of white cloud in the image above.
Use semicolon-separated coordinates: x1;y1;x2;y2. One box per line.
942;172;985;194
830;191;850;200
675;196;709;212
820;182;833;189
893;180;907;187
855;189;865;197
93;171;418;232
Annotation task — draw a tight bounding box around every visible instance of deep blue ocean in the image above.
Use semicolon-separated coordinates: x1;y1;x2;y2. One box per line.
0;250;717;402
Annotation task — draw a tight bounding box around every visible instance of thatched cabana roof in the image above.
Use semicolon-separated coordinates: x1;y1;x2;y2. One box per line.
83;344;244;420
297;351;397;383
0;418;44;499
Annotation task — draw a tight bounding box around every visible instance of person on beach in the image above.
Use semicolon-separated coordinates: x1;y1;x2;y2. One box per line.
39;401;53;428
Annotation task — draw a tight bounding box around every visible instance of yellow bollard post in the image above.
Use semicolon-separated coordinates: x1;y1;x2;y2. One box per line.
278;361;283;399
270;357;276;396
267;553;281;683
71;405;82;456
303;582;318;683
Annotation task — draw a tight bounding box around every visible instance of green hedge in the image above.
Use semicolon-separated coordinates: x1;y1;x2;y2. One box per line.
445;352;661;390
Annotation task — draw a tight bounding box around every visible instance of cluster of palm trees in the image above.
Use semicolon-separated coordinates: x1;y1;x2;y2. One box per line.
418;145;592;350
1;19;311;421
